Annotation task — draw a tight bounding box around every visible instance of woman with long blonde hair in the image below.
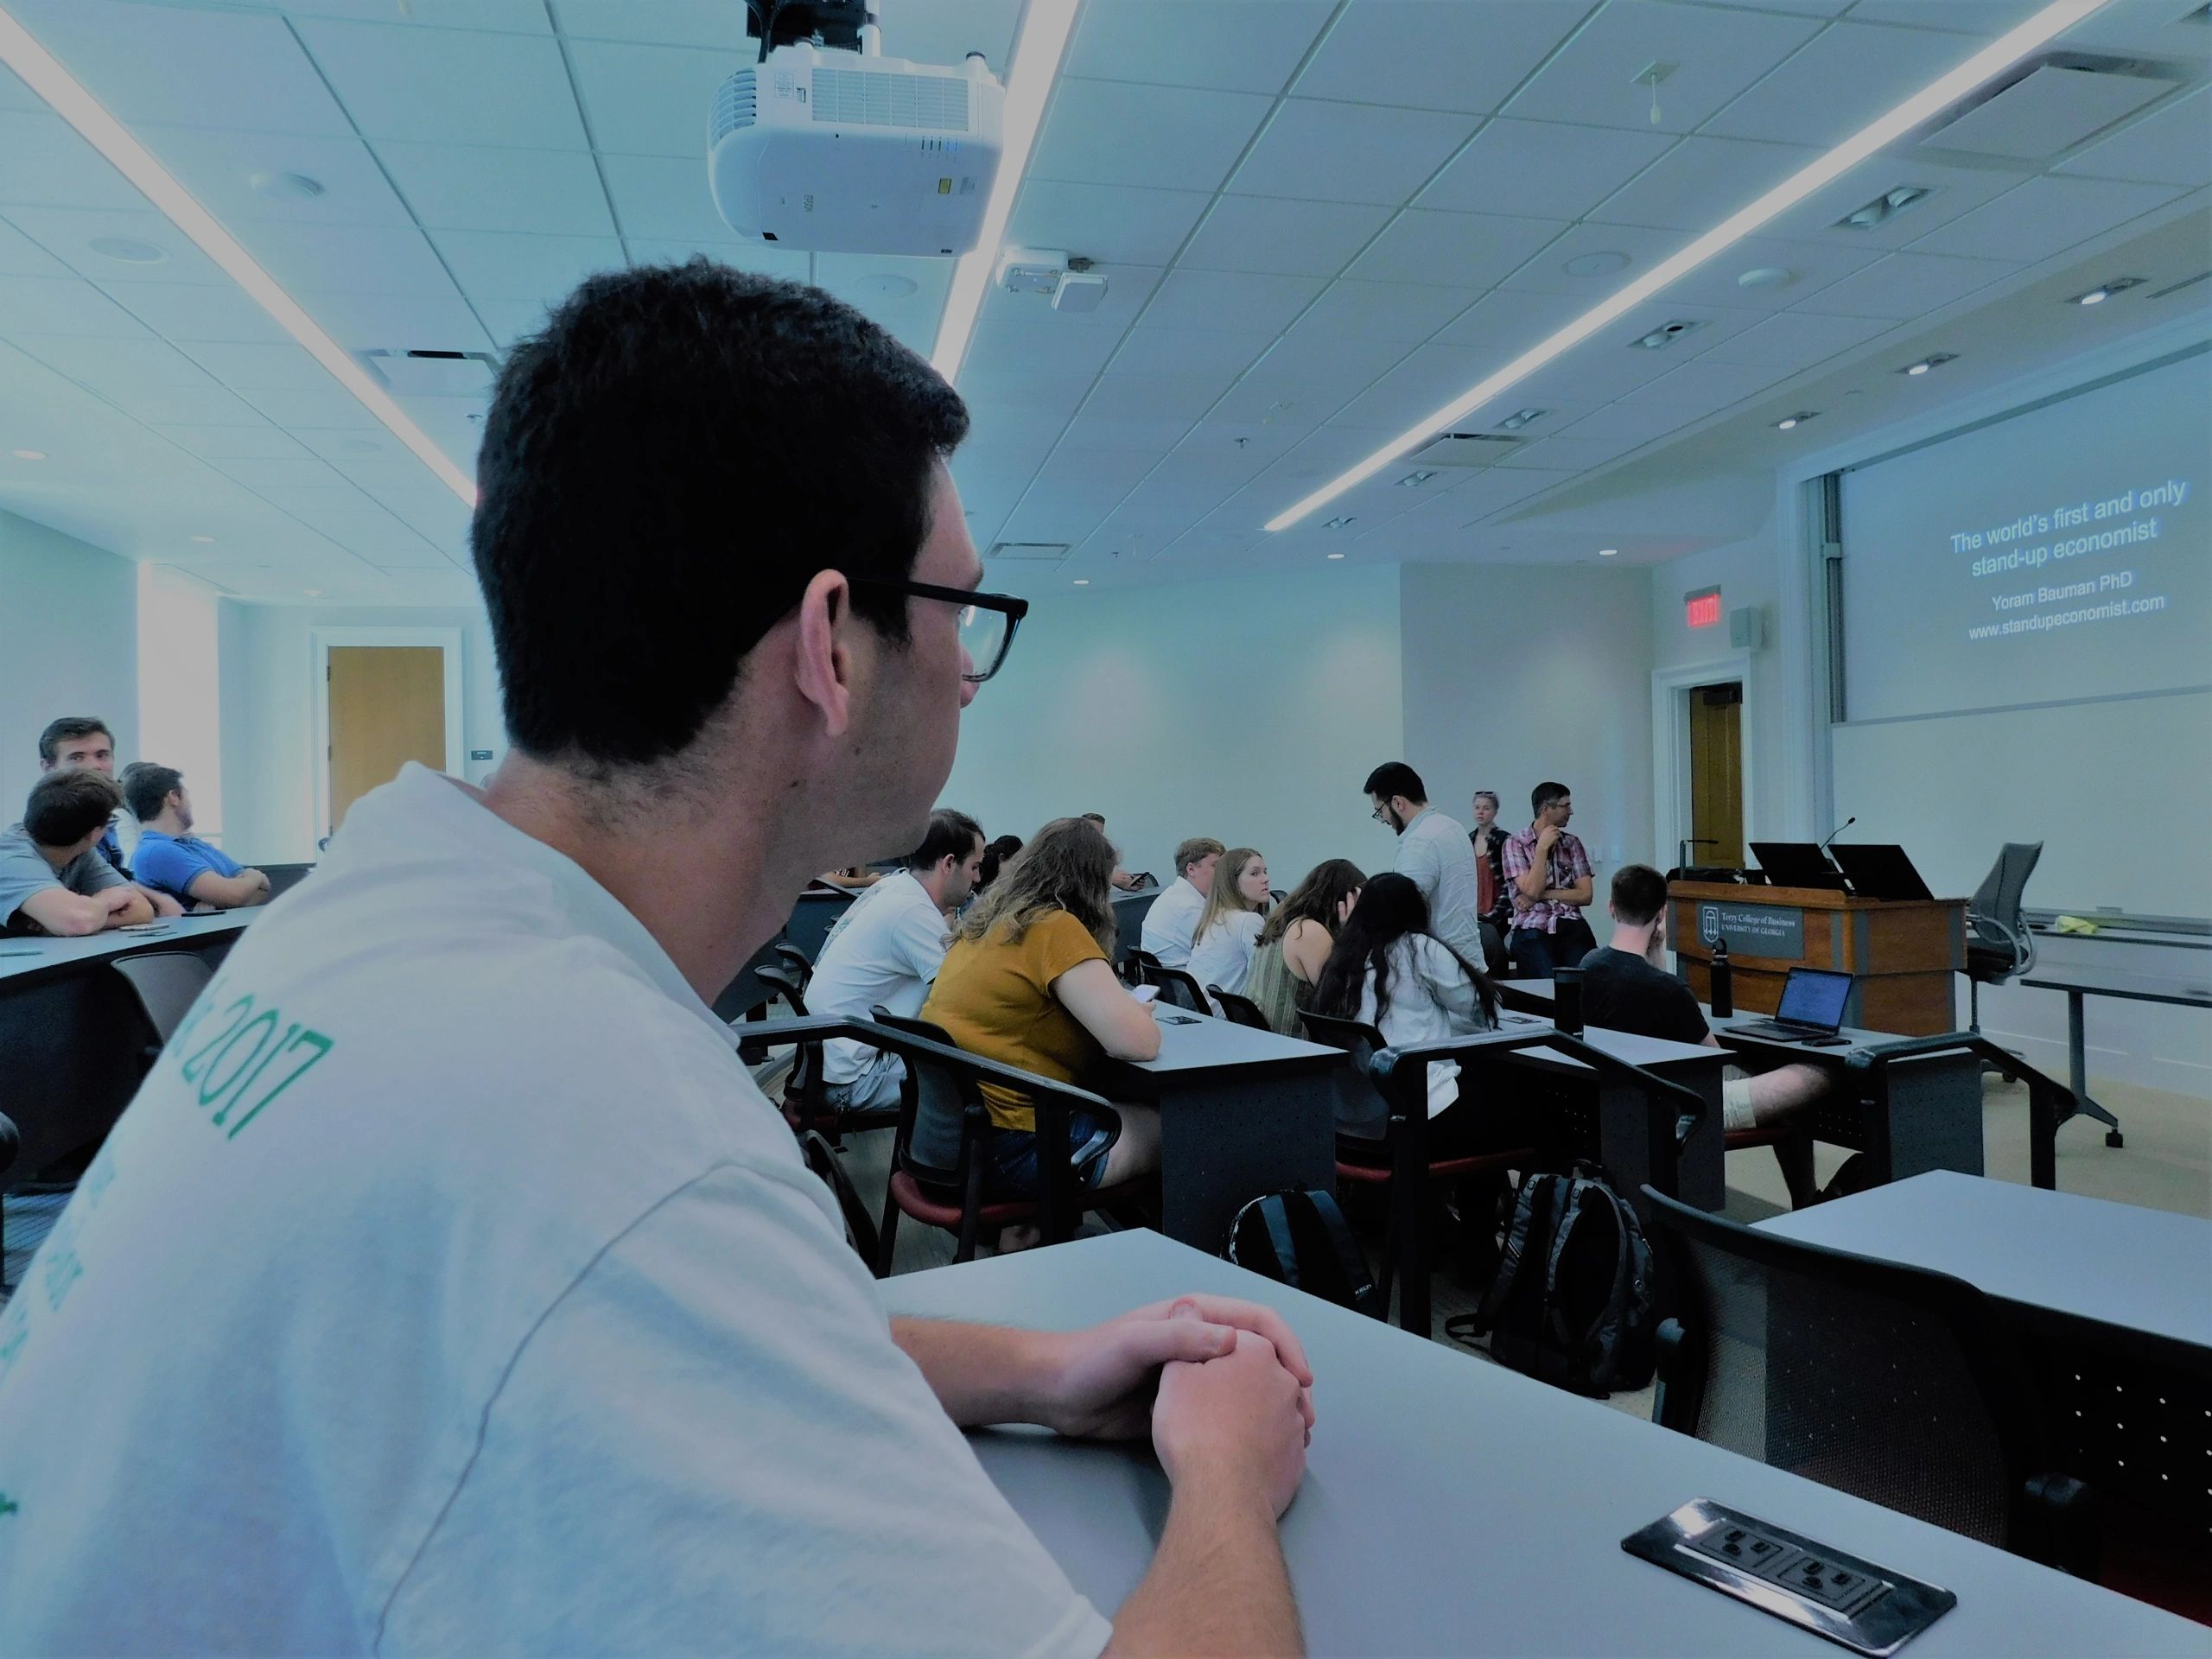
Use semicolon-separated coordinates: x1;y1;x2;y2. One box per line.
924;816;1160;1209
1186;847;1271;1001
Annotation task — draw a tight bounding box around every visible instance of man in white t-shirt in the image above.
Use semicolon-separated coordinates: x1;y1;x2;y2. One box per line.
811;805;982;1113
1139;836;1224;969
0;264;1313;1656
1363;760;1489;974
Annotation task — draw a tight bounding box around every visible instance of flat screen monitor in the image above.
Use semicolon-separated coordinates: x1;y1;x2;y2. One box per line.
1829;843;1936;902
1750;842;1847;891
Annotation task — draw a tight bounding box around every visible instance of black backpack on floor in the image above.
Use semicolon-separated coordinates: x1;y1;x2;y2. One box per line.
1228;1189;1380;1319
1445;1165;1656;1397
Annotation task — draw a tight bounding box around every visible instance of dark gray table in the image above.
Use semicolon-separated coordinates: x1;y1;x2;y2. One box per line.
879;1230;2202;1656
2019;965;2211;1150
1096;1009;1342;1255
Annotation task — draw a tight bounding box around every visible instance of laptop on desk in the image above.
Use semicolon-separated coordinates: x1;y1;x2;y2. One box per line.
1726;967;1854;1041
1829;843;1936;902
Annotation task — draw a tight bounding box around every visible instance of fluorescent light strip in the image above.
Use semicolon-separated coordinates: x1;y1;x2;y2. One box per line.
930;0;1082;381
1265;0;2111;532
0;6;478;505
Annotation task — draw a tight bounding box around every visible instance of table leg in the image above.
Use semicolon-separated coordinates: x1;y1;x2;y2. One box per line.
1154;1071;1338;1255
2060;991;2126;1146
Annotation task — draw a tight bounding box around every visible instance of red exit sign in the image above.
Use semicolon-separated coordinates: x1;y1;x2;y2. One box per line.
1685;586;1723;629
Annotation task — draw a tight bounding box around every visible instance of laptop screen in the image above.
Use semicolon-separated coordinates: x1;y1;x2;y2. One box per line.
1777;969;1852;1030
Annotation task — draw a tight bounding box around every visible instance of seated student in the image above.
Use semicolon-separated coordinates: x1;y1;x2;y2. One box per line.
809;808;983;1116
1580;863;1827;1206
922;816;1162;1207
1310;873;1511;1150
37;715;130;875
1138;836;1224;969
0;771;156;936
122;764;272;911
1080;811;1137;890
1246;858;1365;1036
973;831;1022;897
1187;848;1272;1001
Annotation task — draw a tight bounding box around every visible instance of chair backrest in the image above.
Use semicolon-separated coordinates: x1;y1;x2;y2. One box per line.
1299;1010;1392;1141
1642;1185;2049;1554
1141;960;1209;1013
871;1008;972;1175
753;962;809;1017
111;952;214;1048
1969;842;2044;973
260;862;315;899
0;1109;19;1180
772;940;815;988
1211;988;1270;1030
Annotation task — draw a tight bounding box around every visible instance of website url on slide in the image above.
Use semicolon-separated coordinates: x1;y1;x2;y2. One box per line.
1967;594;2168;639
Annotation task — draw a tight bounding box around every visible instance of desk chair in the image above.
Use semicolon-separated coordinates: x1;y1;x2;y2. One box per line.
1643;1184;2095;1577
772;940;816;991
870;1010;1146;1272
1965;841;2041;1033
1140;959;1210;1014
1210;988;1270;1030
111;952;213;1069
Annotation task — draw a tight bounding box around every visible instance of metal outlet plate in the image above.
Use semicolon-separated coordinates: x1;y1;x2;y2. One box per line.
1623;1497;1957;1656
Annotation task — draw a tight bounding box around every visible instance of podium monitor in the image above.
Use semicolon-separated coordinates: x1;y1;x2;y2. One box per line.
1830;843;1936;902
1750;842;1847;891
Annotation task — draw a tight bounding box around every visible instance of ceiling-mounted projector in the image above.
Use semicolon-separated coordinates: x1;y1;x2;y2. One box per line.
709;5;1005;257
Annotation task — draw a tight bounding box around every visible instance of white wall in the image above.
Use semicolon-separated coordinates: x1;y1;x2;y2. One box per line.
137;563;225;839
218;601;505;863
941;565;1405;887
0;507;137;821
1399;562;1656;878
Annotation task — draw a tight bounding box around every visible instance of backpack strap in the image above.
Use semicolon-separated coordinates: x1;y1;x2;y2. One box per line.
1582;1184;1641;1394
1539;1179;1593;1363
1261;1196;1302;1293
1471;1172;1552;1337
1302;1190;1377;1316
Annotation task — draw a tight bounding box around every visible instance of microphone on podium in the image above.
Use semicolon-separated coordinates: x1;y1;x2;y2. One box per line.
1817;816;1856;855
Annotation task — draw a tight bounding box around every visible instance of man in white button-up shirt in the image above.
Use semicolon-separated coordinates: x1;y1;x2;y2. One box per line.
1139;836;1224;969
1363;761;1491;973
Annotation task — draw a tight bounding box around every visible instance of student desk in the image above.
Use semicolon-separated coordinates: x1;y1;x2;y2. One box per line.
0;913;251;1189
1761;1173;2212;1559
2018;965;2211;1150
880;1230;2202;1658
1094;1010;1342;1255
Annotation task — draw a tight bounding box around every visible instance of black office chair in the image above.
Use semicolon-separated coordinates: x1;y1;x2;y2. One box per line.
772;940;815;991
1964;841;2041;1033
1210;988;1270;1030
111;952;214;1067
1642;1183;2096;1576
1140;959;1210;1014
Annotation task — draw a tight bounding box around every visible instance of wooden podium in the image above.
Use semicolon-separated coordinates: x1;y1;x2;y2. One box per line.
1668;881;1967;1036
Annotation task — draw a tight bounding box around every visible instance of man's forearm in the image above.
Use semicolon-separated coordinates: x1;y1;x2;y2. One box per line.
1106;1466;1300;1657
891;1317;1056;1427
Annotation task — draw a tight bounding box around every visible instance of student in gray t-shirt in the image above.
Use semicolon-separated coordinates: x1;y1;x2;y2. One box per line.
0;771;153;937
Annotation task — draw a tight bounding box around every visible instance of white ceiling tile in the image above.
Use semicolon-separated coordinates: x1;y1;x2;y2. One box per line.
600;152;740;241
254;481;383;516
1790;249;2011;318
237;381;391;430
1769;157;2027;247
431;231;629;304
1549;399;1704;448
391;397;487;464
954;371;1093;425
6;207;232;287
150;423;310;461
1847;0;2047;34
0;276;154;337
2056;0;2212;60
0;112;145;213
304;512;448;563
1602;299;1770;360
963;316;1123;377
2055;88;2212;189
1435;285;1587;348
1588;136;1822;232
1067;0;1334;94
327;455;448;492
1105;327;1274;379
251;224;463;297
294;426;413;461
1344;209;1567;288
567;37;733;159
1030;80;1274;193
1618;357;1792;416
1908;175;2187;261
296;20;588;148
205;454;347;491
104;279;292;344
133;127;418;232
1493;434;1637;472
1706;21;1984;147
472;297;559;350
96;378;268;427
1325;344;1496;430
625;240;811;282
212;0;552;29
1230;330;1412;401
0;217;69;278
550;0;741;47
1497;219;1691;296
1180;196;1394;277
1056;410;1198;452
8;0;357;135
0;60;39;110
1418;118;1675;219
378;144;617;237
11;334;220;395
1287;278;1478;344
1694;308;1898;366
1656;234;1887;311
1508;333;1681;403
1009;180;1213;267
175;340;349;393
1229;99;1478;207
874;0;1024;74
1295;0;1597;113
1082;371;1239;424
1141;268;1325;334
1504;0;1823;133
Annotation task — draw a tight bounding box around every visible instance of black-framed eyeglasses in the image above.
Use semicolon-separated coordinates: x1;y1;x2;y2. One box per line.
851;578;1029;683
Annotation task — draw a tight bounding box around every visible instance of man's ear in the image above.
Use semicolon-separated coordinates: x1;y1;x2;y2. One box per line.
791;569;859;738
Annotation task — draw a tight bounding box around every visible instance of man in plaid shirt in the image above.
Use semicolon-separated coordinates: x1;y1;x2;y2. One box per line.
1502;780;1597;979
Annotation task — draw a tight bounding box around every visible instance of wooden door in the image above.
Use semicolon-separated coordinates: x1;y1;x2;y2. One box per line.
1688;681;1744;869
328;645;445;833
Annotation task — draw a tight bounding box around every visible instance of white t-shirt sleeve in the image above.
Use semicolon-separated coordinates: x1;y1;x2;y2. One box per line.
893;891;953;983
379;1160;1110;1659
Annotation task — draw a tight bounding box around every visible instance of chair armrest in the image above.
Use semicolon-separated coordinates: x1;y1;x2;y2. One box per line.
0;1109;17;1179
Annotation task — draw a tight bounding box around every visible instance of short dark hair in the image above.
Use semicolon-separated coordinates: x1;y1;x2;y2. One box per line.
38;716;112;767
121;762;184;823
906;808;983;872
471;260;969;771
1363;762;1426;804
1611;863;1669;925
25;769;120;848
1078;812;1106;826
1532;780;1571;817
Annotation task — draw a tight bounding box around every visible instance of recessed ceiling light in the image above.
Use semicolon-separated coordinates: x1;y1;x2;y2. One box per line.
1326;551;1346;560
248;170;326;201
1629;320;1705;351
2069;276;2144;305
189;533;215;543
1395;469;1438;487
10;448;47;460
1775;411;1818;430
88;235;166;264
1322;515;1357;530
1562;251;1631;278
1262;0;2102;535
302;588;323;598
1599;548;1618;557
1836;184;1931;231
1737;266;1794;290
1497;408;1548;431
1900;353;1958;377
1071;578;1089;586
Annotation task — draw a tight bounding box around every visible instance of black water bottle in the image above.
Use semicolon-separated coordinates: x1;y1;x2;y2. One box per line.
1553;965;1584;1035
1709;938;1733;1018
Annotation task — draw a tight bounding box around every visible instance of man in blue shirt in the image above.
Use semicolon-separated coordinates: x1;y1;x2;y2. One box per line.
122;763;270;910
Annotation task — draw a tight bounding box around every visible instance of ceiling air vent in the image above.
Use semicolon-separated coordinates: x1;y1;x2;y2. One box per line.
986;541;1069;560
1921;56;2178;160
2147;270;2211;300
361;349;498;397
1404;432;1525;468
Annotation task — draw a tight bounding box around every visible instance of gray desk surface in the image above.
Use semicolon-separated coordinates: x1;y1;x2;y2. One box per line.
2019;966;2212;1008
0;912;253;988
1117;1007;1342;1082
1758;1171;2212;1349
880;1230;2201;1656
1487;1004;1725;1070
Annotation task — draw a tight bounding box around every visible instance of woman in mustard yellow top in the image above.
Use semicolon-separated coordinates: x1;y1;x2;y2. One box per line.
921;816;1161;1205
